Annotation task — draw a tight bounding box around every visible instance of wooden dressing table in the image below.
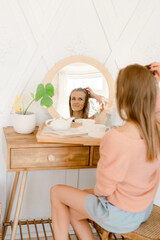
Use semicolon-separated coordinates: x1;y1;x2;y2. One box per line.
3;55;115;239
3;126;100;240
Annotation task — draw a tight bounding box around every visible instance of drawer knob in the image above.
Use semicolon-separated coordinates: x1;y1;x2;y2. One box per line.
48;154;56;162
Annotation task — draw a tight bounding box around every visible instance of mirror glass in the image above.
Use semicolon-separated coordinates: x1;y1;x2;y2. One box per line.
52;63;109;118
44;56;115;123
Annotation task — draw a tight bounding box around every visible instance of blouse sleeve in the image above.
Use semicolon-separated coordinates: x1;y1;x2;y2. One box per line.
94;130;130;197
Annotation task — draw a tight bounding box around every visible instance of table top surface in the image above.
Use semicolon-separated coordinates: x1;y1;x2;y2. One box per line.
3;127;76;148
4;127;101;148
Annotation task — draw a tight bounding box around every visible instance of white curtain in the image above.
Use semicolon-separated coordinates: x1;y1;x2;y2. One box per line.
56;72;70;118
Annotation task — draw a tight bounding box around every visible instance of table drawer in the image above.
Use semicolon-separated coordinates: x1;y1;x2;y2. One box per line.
92;147;100;166
11;147;89;169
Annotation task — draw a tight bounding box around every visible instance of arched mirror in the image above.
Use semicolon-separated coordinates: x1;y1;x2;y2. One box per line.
44;56;115;123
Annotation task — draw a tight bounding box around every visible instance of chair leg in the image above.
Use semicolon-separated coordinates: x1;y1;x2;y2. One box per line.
102;230;110;240
108;232;119;240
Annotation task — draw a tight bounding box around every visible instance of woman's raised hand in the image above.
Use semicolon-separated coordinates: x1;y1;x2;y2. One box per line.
85;86;107;105
85;86;96;98
149;62;160;82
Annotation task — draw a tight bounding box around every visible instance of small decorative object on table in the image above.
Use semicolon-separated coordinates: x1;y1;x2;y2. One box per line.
45;117;74;131
12;83;54;134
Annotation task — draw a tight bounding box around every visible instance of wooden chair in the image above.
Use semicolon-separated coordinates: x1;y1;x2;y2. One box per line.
89;204;160;240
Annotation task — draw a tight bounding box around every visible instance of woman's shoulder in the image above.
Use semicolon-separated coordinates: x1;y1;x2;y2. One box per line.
102;125;144;148
101;128;122;149
100;127;145;161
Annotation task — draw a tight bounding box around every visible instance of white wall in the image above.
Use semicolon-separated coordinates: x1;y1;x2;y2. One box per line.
1;0;160;238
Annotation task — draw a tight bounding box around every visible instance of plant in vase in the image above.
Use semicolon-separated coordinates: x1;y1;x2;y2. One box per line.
13;83;54;134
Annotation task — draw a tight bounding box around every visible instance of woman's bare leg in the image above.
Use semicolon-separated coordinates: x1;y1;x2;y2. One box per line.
50;184;95;240
69;207;94;239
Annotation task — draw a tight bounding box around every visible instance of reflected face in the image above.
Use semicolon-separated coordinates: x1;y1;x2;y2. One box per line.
70;91;86;112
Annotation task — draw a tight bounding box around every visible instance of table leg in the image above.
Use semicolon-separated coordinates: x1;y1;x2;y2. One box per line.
10;171;28;240
3;172;20;239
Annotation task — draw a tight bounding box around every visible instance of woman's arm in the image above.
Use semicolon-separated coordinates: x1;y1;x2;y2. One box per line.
85;86;108;120
94;131;130;197
85;86;107;104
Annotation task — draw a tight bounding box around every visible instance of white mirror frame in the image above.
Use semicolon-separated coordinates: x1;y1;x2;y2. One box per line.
44;56;115;123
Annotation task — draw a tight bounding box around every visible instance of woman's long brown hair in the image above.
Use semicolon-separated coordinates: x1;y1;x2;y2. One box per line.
69;88;89;119
116;64;160;161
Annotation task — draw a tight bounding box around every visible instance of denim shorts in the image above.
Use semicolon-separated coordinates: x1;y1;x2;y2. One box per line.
85;194;153;233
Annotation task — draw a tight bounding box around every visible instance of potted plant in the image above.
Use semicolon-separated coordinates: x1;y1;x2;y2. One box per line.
12;83;54;134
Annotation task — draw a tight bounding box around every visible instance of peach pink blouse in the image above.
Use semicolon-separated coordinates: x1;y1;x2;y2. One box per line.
94;93;160;213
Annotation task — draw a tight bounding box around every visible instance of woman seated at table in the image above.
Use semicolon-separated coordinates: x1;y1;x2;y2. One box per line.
69;87;107;120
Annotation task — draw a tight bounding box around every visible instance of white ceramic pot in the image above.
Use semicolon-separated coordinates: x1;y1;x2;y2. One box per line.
12;112;36;134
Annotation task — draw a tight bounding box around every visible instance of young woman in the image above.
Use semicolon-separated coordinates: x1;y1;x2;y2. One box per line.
69;88;89;119
69;87;106;120
50;63;160;240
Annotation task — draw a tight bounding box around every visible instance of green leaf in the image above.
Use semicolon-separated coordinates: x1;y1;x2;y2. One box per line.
35;84;45;101
40;96;53;108
45;83;54;97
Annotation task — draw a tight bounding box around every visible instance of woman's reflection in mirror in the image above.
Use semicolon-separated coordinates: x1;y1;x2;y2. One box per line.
69;88;89;120
69;87;106;120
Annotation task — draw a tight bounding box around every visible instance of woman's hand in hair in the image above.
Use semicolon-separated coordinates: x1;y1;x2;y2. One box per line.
149;62;160;82
85;86;104;104
85;86;96;98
